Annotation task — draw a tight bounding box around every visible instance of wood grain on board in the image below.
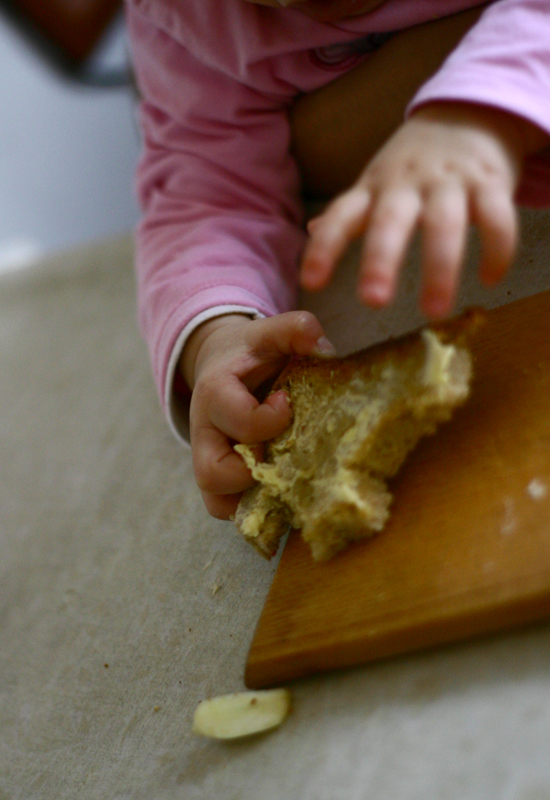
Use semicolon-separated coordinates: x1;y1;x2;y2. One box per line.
245;291;550;688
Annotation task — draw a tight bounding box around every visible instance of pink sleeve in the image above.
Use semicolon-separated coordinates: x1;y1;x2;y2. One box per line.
126;6;305;440
407;0;550;207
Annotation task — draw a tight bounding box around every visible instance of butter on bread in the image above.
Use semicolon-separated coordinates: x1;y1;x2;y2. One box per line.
234;311;481;562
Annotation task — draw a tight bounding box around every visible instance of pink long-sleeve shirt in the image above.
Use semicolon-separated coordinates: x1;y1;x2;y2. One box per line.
125;0;550;441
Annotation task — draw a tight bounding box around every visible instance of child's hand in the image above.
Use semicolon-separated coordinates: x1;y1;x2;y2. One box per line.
301;102;546;318
180;311;336;519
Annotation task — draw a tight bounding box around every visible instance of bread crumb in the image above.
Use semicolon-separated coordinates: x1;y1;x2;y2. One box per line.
527;479;547;500
420;329;455;389
500;497;516;537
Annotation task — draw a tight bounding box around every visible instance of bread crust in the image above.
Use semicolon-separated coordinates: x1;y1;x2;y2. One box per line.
234;310;482;561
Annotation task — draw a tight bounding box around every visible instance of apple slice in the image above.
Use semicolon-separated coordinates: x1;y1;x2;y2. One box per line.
192;689;292;739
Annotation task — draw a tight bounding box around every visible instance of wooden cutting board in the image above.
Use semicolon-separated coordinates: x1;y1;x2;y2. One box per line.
245;290;550;689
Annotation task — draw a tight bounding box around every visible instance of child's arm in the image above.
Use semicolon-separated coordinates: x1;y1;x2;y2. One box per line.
126;2;307;444
299;0;550;316
126;1;341;518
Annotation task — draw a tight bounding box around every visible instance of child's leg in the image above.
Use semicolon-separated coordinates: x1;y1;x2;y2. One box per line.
291;5;486;198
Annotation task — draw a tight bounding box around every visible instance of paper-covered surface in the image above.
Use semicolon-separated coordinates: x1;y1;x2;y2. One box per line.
2;214;550;799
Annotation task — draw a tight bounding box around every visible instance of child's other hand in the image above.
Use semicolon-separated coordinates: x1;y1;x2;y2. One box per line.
301;102;546;318
181;312;336;520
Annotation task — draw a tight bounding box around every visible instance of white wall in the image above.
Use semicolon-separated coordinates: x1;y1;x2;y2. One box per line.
0;11;141;272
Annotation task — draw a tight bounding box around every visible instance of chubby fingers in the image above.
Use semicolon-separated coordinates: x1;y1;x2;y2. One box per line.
200;490;242;521
300;188;371;291
190;379;291;519
418;180;517;317
357;187;421;307
246;310;336;362
189;310;338;520
208;381;292;445
305;179;514;320
472;184;518;288
419;182;468;317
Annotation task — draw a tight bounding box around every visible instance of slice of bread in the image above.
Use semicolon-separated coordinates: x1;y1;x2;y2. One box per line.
234;311;481;562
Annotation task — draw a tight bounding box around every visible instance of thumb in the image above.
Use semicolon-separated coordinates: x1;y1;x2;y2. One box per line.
248;311;337;359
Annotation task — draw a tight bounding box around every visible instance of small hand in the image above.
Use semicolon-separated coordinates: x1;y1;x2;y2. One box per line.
181;311;336;519
301;102;543;318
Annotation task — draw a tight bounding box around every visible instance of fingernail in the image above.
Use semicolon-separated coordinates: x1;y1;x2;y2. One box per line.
422;293;451;319
306;216;321;233
299;271;316;290
359;279;391;307
312;336;337;357
271;389;290;408
300;262;326;291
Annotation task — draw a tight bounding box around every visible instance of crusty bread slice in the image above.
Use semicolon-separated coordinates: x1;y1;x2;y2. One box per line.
234;311;481;562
